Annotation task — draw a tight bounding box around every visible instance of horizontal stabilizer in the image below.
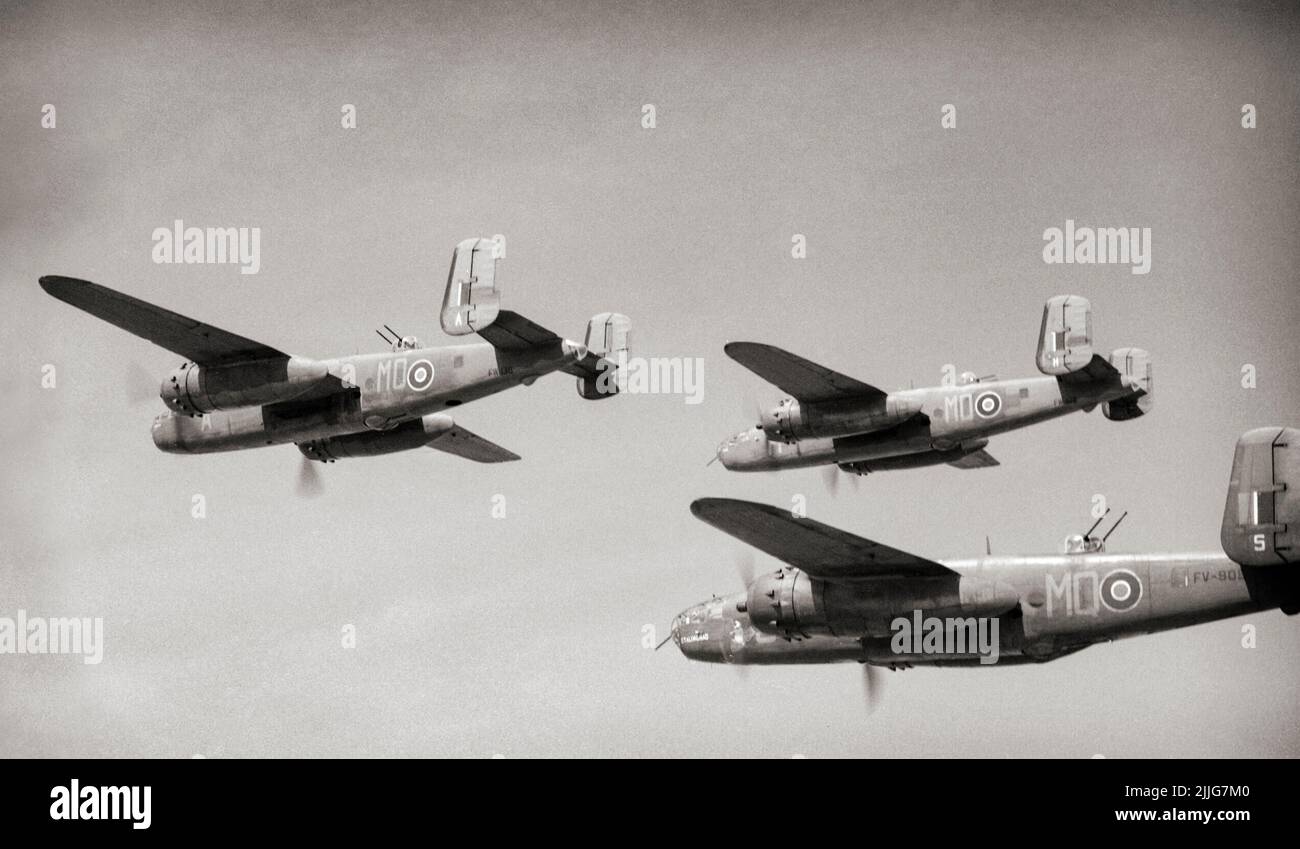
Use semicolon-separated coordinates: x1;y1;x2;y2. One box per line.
40;275;286;365
476;310;561;350
690;497;956;581
427;424;520;463
440;237;502;336
1055;353;1120;385
724;342;884;403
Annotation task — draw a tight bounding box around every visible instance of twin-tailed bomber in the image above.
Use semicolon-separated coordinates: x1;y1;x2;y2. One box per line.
41;238;630;465
675;428;1299;670
716;295;1151;476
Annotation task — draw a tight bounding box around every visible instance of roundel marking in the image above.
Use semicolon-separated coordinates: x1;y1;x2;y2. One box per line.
407;358;436;392
974;390;1002;419
1100;569;1142;612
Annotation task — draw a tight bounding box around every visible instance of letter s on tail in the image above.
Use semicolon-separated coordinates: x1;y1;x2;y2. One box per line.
1221;427;1299;566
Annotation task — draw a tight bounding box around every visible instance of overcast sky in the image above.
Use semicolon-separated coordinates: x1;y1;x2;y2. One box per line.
2;0;1298;757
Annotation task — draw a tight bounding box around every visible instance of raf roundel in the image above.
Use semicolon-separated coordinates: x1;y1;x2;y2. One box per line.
1100;569;1142;612
407;358;436;392
974;390;1002;419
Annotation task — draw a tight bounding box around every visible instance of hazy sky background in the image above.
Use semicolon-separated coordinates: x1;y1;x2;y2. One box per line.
2;0;1298;757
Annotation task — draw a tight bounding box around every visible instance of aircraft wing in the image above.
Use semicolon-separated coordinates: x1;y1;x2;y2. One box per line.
426;425;520;463
724;342;885;402
948;449;999;469
690;497;956;580
41;275;286;366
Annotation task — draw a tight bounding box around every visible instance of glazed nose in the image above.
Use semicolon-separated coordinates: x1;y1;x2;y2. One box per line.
672;609;726;662
715;440;734;469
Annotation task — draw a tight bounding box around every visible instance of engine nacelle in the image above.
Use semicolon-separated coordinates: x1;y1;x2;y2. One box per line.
1221;427;1300;566
760;398;802;441
299;414;456;461
745;565;988;639
161;357;333;414
760;395;906;443
1102;346;1153;421
745;568;828;638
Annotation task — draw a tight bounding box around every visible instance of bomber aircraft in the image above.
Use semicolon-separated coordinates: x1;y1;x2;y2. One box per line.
715;296;1151;478
675;427;1299;698
41;238;630;483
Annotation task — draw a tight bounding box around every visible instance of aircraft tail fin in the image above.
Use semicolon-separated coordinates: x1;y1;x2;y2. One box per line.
1102;347;1153;421
440;237;502;336
1036;295;1094;376
571;312;631;400
1221;427;1299;565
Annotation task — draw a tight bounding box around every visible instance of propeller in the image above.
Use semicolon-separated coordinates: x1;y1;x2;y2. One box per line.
735;549;755;587
126;362;156;405
732;551;756;679
823;464;839;495
296;455;324;498
740;385;765;430
861;664;883;713
823;464;861;496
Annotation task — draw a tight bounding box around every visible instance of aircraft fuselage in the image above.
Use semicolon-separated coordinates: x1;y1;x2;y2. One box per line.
151;338;584;453
673;551;1299;666
717;373;1139;472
